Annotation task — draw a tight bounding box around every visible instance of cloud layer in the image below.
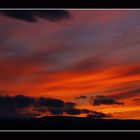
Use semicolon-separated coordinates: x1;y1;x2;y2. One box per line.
0;95;110;119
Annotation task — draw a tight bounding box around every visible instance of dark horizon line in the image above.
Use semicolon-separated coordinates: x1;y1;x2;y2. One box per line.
0;116;140;121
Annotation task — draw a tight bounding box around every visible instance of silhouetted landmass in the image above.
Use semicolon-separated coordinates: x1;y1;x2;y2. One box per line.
0;116;140;130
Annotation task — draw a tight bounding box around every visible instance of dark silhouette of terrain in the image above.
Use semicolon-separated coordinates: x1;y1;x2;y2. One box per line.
0;116;140;130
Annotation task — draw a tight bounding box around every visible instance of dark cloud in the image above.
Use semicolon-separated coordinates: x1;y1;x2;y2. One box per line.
64;108;82;115
81;109;93;114
0;95;36;109
0;95;37;119
38;97;65;108
111;88;140;100
48;105;100;116
47;101;86;116
86;111;111;119
93;95;124;106
48;108;63;115
0;10;70;23
0;94;111;119
76;95;87;99
0;95;65;118
64;102;76;108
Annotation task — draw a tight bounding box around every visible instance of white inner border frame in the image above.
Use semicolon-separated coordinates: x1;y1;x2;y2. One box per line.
0;8;140;132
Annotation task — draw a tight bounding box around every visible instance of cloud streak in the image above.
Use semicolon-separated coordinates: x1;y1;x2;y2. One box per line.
111;88;140;100
0;10;70;22
86;111;111;119
93;95;124;106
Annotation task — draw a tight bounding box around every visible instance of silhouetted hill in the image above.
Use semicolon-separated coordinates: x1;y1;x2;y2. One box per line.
0;116;140;130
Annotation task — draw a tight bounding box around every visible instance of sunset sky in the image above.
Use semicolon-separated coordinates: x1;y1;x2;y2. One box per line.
0;10;140;119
